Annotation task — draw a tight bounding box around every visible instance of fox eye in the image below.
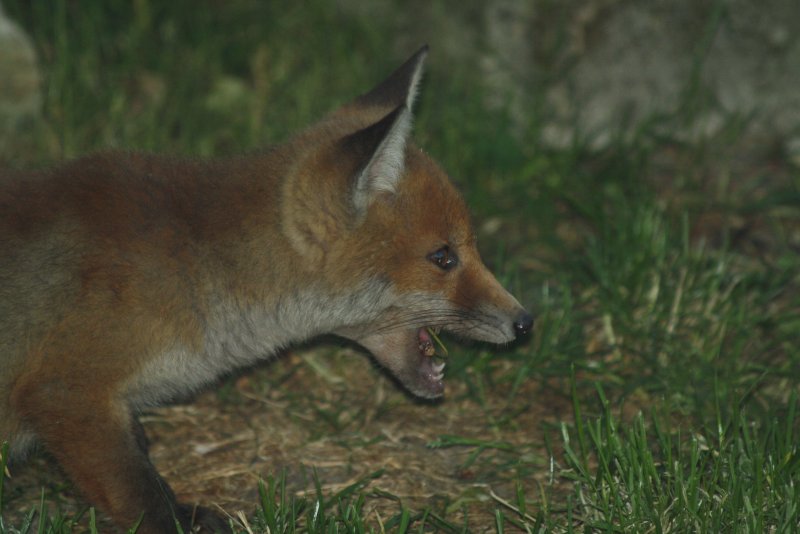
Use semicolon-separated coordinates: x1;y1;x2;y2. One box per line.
428;246;458;271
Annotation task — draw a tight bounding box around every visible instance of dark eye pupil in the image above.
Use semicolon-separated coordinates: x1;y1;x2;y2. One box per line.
429;246;457;270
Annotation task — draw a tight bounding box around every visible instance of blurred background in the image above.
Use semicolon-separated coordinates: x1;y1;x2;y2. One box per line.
4;1;800;157
1;1;798;531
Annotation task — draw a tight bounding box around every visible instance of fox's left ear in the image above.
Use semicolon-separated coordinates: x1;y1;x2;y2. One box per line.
346;46;428;215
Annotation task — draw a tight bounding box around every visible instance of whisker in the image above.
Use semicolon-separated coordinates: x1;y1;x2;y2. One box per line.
363;306;506;340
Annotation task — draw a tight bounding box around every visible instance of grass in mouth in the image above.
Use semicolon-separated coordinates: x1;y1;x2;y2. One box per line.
426;327;449;357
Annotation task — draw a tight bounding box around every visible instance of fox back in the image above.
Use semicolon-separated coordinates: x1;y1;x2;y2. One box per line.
0;47;531;533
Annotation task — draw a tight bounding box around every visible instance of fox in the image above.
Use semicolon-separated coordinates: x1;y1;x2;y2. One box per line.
0;46;532;533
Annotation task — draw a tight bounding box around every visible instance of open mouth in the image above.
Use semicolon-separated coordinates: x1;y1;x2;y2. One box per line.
416;327;446;392
353;325;450;399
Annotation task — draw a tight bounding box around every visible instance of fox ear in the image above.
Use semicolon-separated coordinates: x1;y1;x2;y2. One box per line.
353;45;428;110
345;46;428;215
346;104;412;215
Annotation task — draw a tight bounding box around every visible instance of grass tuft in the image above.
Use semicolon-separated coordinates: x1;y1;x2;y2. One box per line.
559;386;800;532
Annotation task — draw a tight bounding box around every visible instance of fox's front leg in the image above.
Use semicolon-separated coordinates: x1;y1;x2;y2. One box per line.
10;354;227;533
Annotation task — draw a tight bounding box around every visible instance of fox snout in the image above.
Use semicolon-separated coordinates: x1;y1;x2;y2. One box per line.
353;275;532;400
502;285;535;339
447;257;533;346
346;251;533;400
471;296;533;345
514;311;535;337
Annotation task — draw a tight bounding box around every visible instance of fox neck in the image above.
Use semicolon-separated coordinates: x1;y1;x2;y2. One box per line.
206;276;393;361
117;145;385;408
129;276;393;409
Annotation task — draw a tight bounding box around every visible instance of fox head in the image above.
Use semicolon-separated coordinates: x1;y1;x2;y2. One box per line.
280;46;532;398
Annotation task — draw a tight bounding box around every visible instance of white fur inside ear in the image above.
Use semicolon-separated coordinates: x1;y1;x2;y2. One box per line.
353;106;412;212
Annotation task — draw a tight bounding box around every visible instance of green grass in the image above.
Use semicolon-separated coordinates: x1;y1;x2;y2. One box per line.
2;0;799;532
556;387;800;532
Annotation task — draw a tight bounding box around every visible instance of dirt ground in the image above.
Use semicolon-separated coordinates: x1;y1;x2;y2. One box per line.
2;345;571;532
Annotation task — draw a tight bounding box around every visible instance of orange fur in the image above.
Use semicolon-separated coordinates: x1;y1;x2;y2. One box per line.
0;47;531;533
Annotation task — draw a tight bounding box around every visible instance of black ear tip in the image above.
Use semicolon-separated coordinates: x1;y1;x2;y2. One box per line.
413;45;430;64
352;46;430;109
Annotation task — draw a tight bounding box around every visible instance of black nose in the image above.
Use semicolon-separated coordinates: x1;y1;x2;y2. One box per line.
513;312;534;337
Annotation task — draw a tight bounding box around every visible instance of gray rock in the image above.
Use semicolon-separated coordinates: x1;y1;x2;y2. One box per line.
0;2;42;133
338;0;800;151
541;0;800;148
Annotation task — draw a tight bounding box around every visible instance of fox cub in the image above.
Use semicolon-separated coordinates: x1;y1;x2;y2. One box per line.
0;47;532;532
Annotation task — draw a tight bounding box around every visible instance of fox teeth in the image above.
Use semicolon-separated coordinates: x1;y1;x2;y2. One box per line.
432;361;445;373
